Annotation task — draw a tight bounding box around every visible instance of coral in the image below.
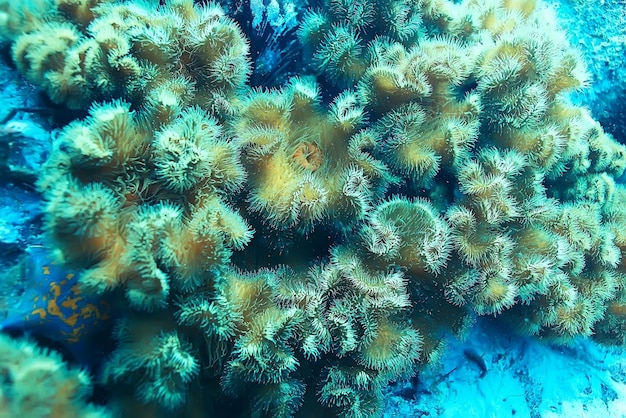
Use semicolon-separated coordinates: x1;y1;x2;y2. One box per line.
235;77;393;231
4;0;626;417
0;333;111;417
247;0;300;87
39;99;251;310
0;0;251;112
104;317;200;409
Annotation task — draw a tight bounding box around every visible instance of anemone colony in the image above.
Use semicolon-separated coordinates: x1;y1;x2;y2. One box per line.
0;0;626;417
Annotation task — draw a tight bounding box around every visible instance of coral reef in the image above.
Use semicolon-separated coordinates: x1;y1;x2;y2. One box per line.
0;333;111;418
0;0;250;113
545;0;626;141
1;0;626;417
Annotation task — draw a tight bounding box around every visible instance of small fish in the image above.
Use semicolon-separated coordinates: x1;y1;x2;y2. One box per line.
463;348;488;378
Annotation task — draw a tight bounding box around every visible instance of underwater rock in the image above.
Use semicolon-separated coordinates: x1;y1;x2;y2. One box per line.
0;245;116;370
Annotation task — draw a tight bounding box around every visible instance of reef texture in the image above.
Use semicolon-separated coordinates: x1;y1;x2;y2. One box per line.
1;0;626;417
0;333;111;418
